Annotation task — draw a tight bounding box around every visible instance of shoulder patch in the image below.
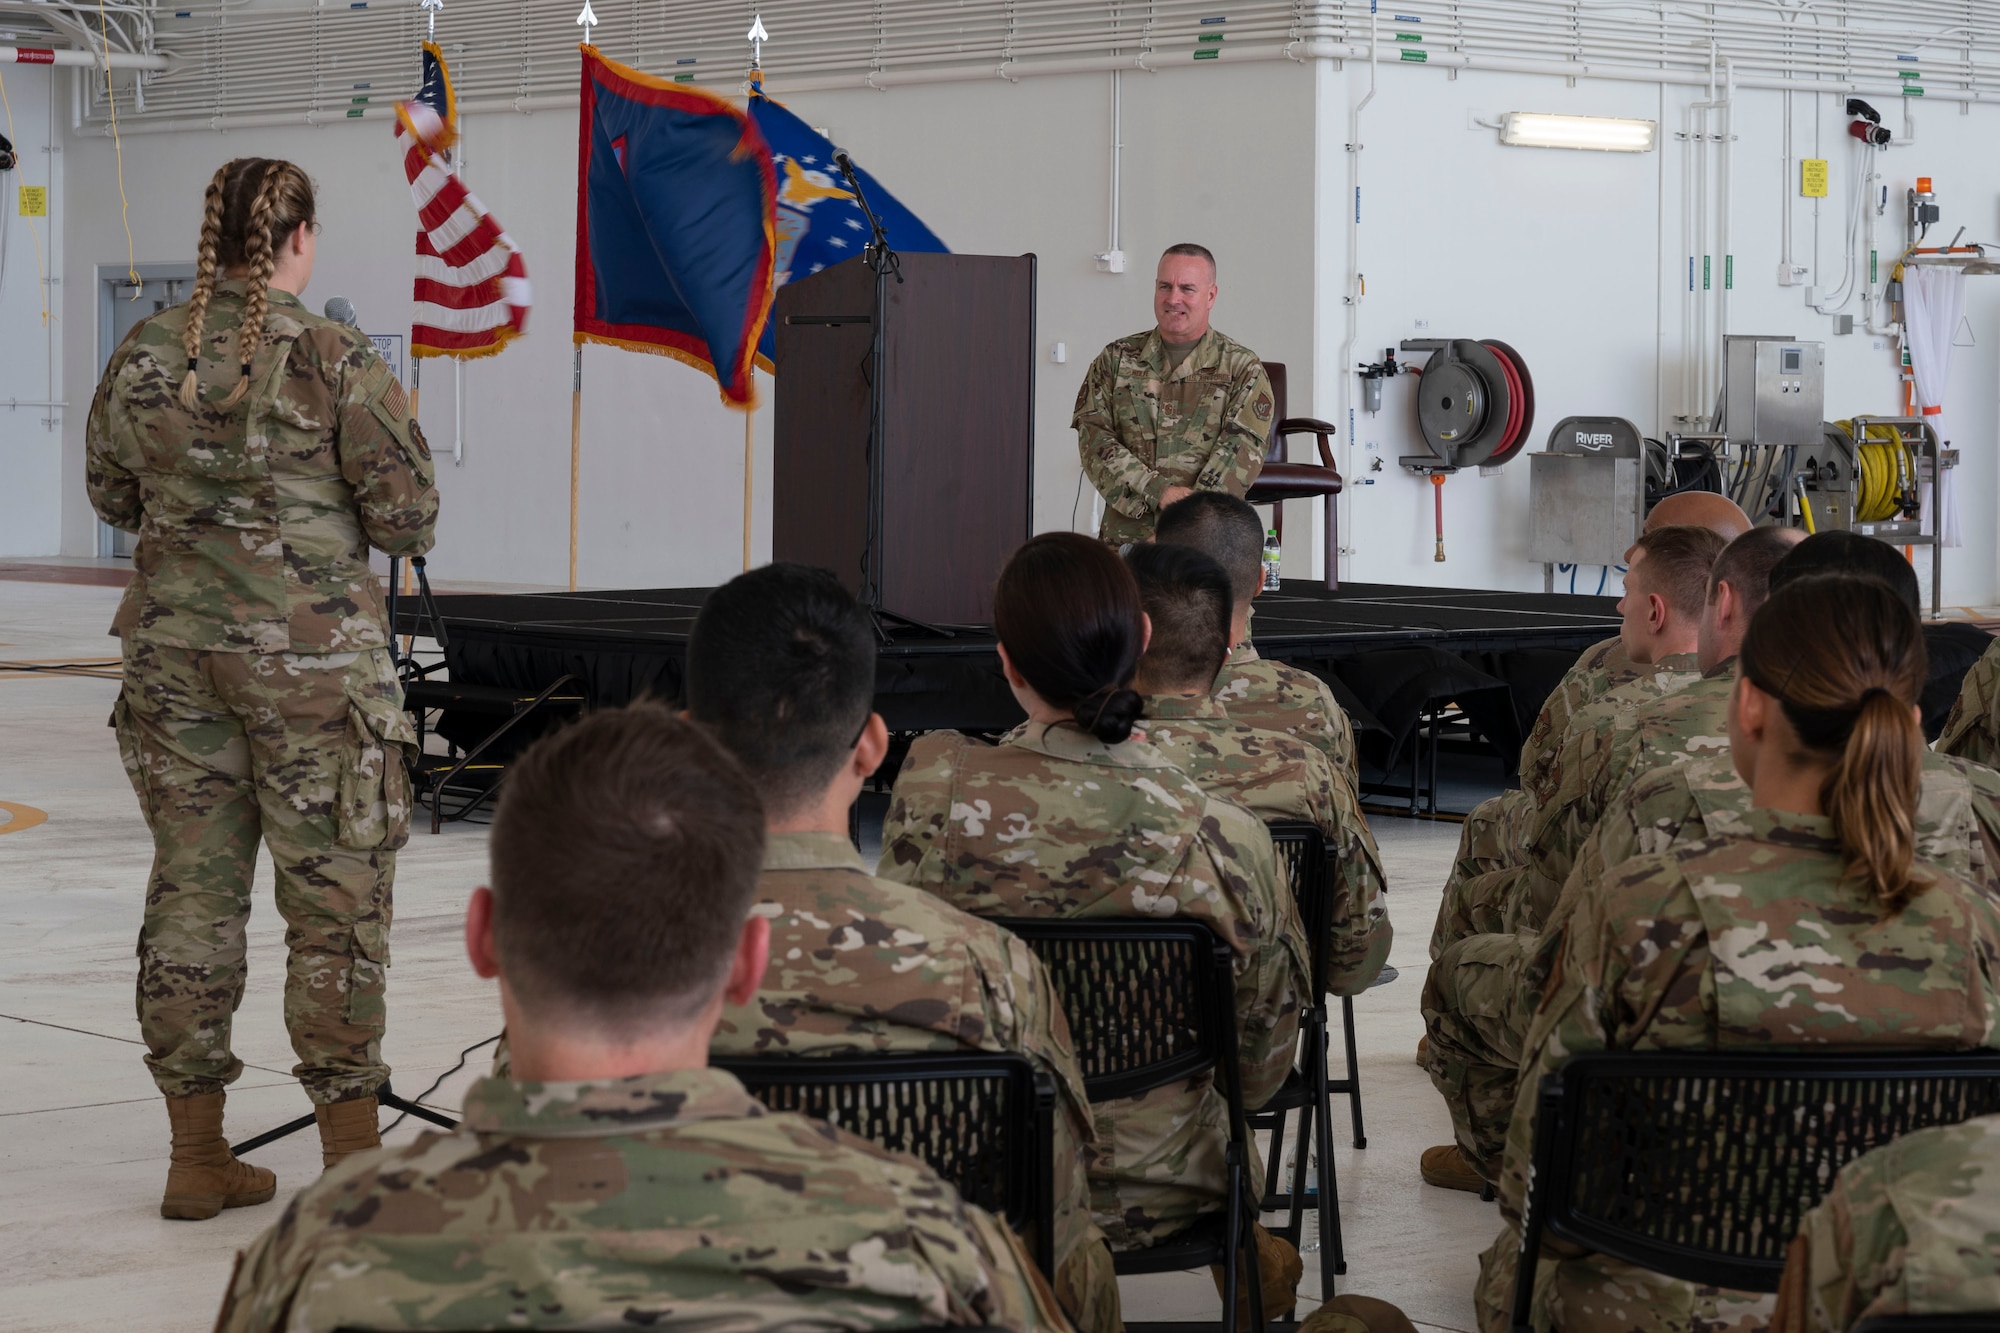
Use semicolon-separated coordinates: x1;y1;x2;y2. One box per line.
1252;393;1274;421
383;378;409;421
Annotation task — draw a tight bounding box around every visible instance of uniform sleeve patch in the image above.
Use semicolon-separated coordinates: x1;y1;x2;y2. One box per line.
1253;393;1274;421
383;379;410;421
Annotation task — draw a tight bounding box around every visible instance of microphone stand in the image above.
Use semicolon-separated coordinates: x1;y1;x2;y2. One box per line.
832;151;954;644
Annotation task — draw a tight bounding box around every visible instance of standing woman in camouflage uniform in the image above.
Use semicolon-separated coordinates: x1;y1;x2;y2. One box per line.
1473;574;2000;1333
85;158;438;1220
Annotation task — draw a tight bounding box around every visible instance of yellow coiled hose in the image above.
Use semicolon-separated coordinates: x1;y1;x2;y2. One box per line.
1836;420;1914;522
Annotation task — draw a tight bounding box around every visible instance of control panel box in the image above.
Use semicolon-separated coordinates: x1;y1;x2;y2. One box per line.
1723;336;1824;449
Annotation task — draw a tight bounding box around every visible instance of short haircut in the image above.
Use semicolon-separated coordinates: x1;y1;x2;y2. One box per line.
1127;543;1235;691
686;563;876;820
1706;525;1799;621
1629;524;1729;620
1161;242;1217;277
1155;491;1264;603
1768;530;1922;616
488;703;766;1031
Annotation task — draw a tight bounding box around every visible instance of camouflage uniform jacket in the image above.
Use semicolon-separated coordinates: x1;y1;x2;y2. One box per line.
215;1068;1068;1333
1073;327;1273;545
1140;691;1391;995
86;280;438;654
878;722;1309;1245
1527;750;2000;1029
1516;637;1642;799
714;831;1105;1297
1522;657;1723;926
1782;1112;2000;1333
1478;811;2000;1333
1213;640;1359;789
1938;636;2000;771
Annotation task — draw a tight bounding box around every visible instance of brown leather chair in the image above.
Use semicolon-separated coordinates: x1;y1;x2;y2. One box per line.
1244;362;1343;590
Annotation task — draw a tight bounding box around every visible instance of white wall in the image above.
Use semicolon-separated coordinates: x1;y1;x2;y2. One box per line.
1318;60;2000;605
46;53;2000;605
0;66;62;557
57;60;1315;588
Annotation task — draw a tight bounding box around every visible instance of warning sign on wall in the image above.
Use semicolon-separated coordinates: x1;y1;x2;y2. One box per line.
18;185;46;217
1800;159;1829;198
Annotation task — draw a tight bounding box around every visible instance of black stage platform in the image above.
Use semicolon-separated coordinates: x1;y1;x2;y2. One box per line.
406;580;1625;768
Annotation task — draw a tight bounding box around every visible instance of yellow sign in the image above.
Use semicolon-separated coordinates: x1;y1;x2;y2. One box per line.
1801;159;1829;198
18;185;46;217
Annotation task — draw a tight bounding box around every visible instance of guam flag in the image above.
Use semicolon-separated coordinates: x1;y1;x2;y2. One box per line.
573;46;776;407
745;80;949;366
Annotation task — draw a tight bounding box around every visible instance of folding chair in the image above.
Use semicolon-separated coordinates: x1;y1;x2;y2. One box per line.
1252;821;1346;1292
1851;1318;2000;1333
997;917;1267;1333
1511;1050;2000;1333
711;1051;1058;1280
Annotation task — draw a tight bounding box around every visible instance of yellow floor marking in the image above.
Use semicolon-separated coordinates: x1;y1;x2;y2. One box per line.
0;802;49;834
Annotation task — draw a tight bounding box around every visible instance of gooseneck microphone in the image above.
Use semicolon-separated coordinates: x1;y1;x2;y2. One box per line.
323;296;359;327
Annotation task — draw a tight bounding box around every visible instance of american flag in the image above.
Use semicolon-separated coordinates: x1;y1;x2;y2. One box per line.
395;43;530;359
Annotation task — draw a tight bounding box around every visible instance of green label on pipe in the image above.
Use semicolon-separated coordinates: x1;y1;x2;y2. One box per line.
1871;250;1879;282
1194;47;1219;58
1199;32;1224;41
1903;85;1925;96
1396;32;1422;40
346;107;365;117
351;95;368;104
1725;255;1733;289
1703;255;1711;290
1400;48;1427;61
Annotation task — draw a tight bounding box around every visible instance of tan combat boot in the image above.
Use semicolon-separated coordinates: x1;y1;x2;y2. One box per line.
1300;1294;1421;1333
313;1094;382;1170
1210;1221;1304;1325
161;1091;278;1220
1419;1143;1488;1194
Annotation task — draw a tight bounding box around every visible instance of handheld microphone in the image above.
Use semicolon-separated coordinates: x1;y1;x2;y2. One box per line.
324;296;359;327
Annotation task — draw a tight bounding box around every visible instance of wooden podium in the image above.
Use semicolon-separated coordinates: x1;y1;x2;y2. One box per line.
772;252;1035;626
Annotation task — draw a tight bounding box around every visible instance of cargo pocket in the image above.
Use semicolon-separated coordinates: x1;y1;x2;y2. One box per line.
109;695;159;825
336;690;419;851
343;919;390;1028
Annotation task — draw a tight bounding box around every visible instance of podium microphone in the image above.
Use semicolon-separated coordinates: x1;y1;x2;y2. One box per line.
324;296;359;327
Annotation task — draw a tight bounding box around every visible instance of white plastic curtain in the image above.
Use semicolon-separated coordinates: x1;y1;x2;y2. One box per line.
1905;264;1967;548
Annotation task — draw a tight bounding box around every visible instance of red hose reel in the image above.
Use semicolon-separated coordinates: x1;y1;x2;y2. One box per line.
1396;337;1536;560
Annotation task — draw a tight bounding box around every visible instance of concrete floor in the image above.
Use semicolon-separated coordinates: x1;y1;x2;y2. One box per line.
0;574;1498;1333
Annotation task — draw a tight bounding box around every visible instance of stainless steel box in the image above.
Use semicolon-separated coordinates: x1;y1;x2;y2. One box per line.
1722;336;1824;448
1527;453;1643;567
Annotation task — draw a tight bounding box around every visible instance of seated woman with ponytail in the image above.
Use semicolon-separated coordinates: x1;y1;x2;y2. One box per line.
879;532;1311;1298
1472;573;2000;1333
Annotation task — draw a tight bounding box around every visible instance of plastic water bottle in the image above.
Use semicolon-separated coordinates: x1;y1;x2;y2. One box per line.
1262;529;1282;591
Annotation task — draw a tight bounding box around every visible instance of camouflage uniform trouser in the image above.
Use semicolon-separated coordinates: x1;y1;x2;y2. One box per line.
1476;1222;1775;1333
113;640;416;1105
1421;932;1537;1182
1432;789;1533;958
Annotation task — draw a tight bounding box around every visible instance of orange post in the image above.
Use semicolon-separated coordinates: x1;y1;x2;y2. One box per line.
1431;473;1447;563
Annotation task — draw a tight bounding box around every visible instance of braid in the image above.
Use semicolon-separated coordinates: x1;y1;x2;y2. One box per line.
178;164;231;412
217;164;284;411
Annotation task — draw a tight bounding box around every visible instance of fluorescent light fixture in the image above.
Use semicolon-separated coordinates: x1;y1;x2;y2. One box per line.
1500;111;1657;152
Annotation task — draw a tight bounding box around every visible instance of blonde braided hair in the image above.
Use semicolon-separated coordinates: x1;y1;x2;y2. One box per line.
176;158;317;413
177;164;231;412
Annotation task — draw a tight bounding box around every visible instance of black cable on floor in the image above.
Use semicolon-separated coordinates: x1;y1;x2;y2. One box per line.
383;1032;501;1135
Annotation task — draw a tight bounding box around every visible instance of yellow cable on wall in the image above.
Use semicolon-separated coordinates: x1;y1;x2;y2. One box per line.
94;0;140;291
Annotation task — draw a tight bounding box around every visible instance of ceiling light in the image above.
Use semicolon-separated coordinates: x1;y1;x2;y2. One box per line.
1500;111;1657;152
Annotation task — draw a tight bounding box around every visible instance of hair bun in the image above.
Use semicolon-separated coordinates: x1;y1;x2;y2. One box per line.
1074;686;1144;745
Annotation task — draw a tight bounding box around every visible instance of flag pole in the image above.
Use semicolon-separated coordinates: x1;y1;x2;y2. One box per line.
743;395;754;572
570;344;583;591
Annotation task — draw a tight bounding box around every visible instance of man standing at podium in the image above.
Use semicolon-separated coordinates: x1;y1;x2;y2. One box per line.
1073;243;1274;545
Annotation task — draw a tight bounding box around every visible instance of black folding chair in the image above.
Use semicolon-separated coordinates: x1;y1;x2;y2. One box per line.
711;1051;1057;1280
1852;1318;2000;1333
996;917;1266;1333
1512;1050;2000;1333
1253;822;1345;1290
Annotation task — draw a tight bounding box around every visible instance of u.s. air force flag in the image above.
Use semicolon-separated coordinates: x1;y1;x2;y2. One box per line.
745;79;949;366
